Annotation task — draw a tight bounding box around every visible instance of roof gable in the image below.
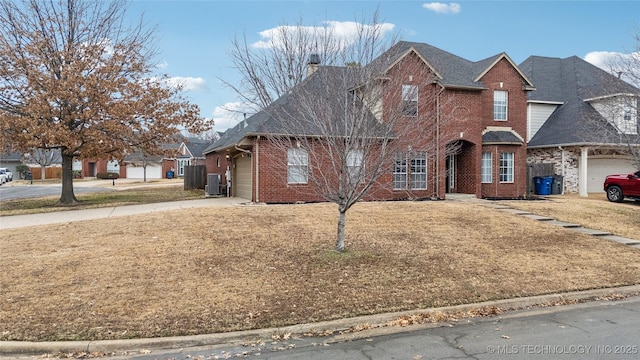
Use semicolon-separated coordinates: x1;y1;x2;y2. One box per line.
474;53;535;90
521;55;640;148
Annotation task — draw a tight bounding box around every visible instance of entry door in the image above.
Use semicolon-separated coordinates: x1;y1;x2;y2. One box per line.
446;155;456;192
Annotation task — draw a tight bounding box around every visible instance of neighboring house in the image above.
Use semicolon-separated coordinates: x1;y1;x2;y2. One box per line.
0;151;23;175
520;56;640;195
204;41;535;202
174;137;209;177
122;136;209;179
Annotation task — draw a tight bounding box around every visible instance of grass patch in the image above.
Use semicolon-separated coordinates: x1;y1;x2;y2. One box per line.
501;194;640;240
1;200;639;342
0;187;203;216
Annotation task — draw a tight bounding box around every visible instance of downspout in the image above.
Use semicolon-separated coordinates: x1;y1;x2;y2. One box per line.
559;146;565;194
435;82;446;199
255;136;260;203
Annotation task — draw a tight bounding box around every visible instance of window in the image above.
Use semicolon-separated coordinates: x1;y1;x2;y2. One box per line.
393;151;427;190
72;159;82;171
177;159;189;176
107;160;119;173
393;154;407;190
411;152;427;190
481;152;492;183
499;152;514;183
623;104;632;121
347;149;364;184
493;90;508;121
402;84;418;116
287;148;308;184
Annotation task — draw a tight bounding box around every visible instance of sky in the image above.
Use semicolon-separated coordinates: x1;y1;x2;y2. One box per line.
126;0;640;133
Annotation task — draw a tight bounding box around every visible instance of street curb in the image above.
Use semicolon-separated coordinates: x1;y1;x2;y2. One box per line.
2;284;639;356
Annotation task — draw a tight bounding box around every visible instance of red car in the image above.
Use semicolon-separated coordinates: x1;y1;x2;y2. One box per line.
604;170;640;202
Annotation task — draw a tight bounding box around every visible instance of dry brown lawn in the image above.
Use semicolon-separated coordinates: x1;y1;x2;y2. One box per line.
501;194;639;240
1;199;640;342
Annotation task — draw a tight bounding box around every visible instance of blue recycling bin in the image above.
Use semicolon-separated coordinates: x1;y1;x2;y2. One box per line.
534;176;553;195
166;170;174;179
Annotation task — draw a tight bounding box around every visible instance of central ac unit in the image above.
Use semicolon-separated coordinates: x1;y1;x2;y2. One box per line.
205;173;221;196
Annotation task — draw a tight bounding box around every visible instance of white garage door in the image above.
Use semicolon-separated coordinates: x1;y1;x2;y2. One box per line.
126;164;162;179
587;158;636;193
234;155;252;200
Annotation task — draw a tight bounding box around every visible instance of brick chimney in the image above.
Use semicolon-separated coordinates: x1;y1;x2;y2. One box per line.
307;54;321;77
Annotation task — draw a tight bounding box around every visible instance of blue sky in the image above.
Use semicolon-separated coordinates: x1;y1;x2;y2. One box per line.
127;1;640;133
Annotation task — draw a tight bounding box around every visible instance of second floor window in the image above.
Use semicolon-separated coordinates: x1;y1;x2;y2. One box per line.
402;84;418;116
494;90;508;121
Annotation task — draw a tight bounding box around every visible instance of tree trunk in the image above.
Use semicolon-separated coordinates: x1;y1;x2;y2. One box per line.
335;206;347;252
58;153;78;204
40;165;46;180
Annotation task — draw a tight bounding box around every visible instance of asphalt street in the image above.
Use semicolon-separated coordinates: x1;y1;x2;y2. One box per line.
120;296;640;360
0;182;116;201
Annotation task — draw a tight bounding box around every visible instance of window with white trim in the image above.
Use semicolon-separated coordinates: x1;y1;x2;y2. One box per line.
287;148;308;184
481;152;492;183
493;90;508;121
410;152;427;190
107;160;119;173
72;159;82;171
393;154;407;190
393;151;427;190
347;149;364;184
402;84;418;116
177;159;189;176
499;152;514;183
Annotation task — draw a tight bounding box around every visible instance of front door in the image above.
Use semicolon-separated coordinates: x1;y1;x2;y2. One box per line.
446;154;456;193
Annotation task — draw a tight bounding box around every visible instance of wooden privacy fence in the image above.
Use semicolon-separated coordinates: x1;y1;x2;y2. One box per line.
183;165;206;190
28;167;62;179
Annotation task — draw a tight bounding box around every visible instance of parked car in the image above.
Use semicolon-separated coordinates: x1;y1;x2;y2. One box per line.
0;167;13;181
0;171;6;184
604;170;640;202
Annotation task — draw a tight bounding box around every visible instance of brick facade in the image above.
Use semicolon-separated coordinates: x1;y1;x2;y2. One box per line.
205;47;531;202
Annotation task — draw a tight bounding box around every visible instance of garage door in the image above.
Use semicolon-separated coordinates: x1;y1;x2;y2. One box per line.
234;155;252;200
126;164;162;179
587;158;636;193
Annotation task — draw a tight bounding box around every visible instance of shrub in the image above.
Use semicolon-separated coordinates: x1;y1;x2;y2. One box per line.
96;172;119;179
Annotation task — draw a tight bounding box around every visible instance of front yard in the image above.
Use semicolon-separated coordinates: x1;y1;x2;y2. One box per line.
1;196;639;342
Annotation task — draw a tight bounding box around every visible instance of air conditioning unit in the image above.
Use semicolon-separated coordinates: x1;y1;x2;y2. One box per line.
205;173;221;197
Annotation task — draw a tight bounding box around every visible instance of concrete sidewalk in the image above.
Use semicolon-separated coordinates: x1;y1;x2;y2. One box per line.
0;197;245;230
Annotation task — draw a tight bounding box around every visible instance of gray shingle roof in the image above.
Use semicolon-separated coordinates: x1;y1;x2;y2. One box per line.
203;66;385;154
520;55;640;147
482;130;524;144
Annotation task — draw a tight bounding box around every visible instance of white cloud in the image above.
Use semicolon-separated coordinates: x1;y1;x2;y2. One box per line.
584;51;624;70
165;76;207;92
252;21;395;50
210;101;258;132
422;2;461;14
585;50;640;86
156;61;169;70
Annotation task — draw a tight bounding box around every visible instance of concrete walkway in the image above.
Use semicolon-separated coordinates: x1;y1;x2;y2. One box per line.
447;194;640;250
0;197;244;230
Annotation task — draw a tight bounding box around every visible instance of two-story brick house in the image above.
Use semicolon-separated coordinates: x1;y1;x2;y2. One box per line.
204;41;534;202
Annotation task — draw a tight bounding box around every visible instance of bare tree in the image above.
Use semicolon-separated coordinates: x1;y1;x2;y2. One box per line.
24;148;62;180
0;0;208;204
226;12;456;251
